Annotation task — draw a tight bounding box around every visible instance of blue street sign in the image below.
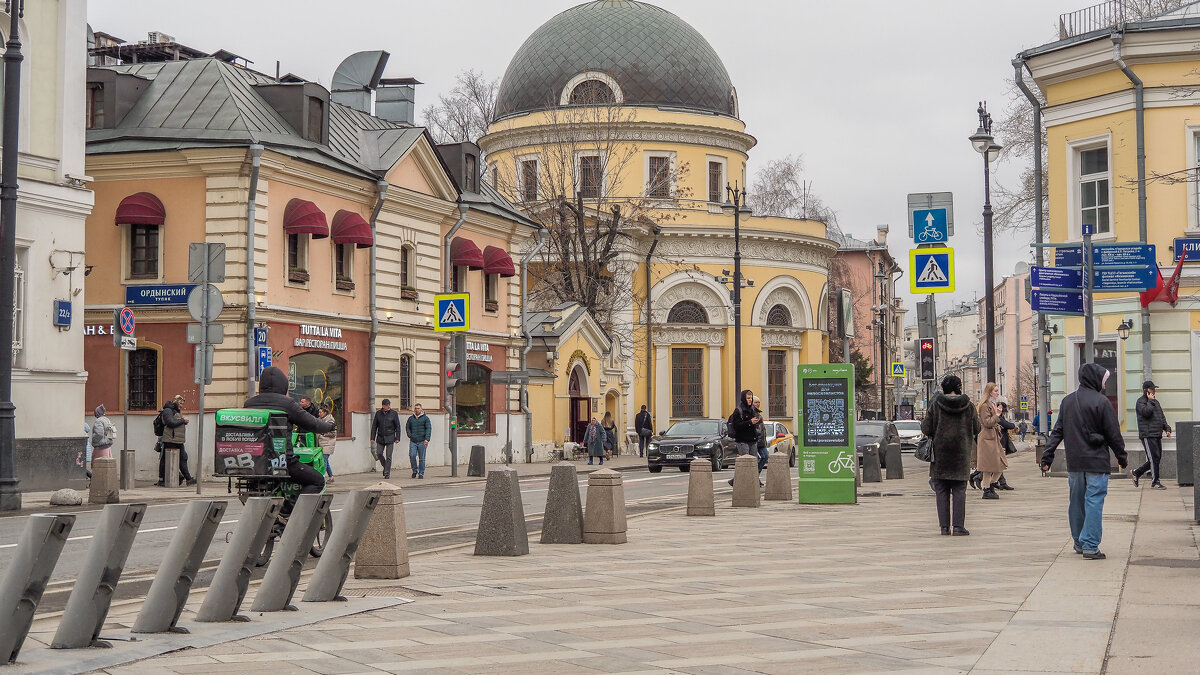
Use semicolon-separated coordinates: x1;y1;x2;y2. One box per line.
909;248;955;293
125;283;196;306
1082;223;1095;236
1031;266;1083;289
257;346;272;377
1032;289;1085;315
53;300;72;328
434;293;470;332
911;209;948;244
1054;247;1083;267
1095;243;1155;266
1093;266;1157;291
1174;237;1200;262
254;327;269;346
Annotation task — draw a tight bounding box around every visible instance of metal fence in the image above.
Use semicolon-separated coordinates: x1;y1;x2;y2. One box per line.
1059;1;1129;39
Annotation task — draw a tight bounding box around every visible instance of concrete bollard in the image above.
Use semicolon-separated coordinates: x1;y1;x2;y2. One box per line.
885;443;904;480
354;482;410;579
303;490;381;602
1178;421;1197;487
195;497;282;622
583;468;627;543
164;448;180;488
468;445;486;477
132;500;226;633
51;503;145;649
732;454;761;507
89;457;120;504
474;467;529;556
686;458;715;516
540;462;583;544
0;514;75;664
251;493;333;612
861;446;882;483
764;453;792;501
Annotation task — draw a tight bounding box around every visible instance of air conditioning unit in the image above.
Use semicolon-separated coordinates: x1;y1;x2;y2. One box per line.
146;31;175;44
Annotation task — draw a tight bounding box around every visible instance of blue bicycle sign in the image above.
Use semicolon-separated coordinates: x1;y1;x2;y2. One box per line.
912;209;948;243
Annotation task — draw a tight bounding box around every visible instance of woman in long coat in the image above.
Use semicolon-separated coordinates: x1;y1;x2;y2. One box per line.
921;375;980;535
976;382;1008;500
585;416;605;465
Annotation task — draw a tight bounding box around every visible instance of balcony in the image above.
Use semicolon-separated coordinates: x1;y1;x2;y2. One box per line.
1058;1;1130;39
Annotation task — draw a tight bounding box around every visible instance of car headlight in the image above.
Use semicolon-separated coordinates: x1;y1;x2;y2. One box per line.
647;442;659;452
695;442;715;451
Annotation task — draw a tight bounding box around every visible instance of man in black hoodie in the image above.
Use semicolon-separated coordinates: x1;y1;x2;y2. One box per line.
245;366;336;519
1132;380;1171;489
1041;363;1127;560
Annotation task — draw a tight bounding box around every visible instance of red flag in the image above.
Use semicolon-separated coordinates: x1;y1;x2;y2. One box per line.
1163;247;1186;305
1140;266;1164;308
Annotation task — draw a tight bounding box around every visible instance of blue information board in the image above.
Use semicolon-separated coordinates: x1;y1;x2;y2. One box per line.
1093;266;1156;291
1174;237;1200;262
125;283;196;306
1032;289;1085;315
1031;266;1083;289
53;300;71;327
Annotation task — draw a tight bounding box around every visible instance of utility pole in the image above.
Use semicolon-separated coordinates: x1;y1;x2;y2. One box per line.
0;1;24;511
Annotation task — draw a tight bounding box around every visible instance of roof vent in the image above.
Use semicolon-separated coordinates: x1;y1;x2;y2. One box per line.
330;50;389;114
376;77;421;125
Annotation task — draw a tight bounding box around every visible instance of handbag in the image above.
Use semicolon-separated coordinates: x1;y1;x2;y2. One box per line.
638;427;651;438
914;436;934;462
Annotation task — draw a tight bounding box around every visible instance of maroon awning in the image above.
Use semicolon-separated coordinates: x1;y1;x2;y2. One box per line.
330;210;374;248
450;236;485;270
283;198;329;239
483;245;516;278
114;192;165;225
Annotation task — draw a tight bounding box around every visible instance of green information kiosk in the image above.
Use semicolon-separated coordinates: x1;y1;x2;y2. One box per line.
796;363;857;504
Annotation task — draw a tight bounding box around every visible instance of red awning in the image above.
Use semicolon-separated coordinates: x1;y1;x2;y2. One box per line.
283;198;329;239
114;192;165;225
450;236;485;270
330;210;374;248
482;245;516;277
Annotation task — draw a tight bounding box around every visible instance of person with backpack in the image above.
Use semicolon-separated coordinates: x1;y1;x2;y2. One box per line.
90;404;116;460
157;394;196;486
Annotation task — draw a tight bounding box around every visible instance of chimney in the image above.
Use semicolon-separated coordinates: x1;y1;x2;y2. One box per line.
376;77;420;125
875;224;889;246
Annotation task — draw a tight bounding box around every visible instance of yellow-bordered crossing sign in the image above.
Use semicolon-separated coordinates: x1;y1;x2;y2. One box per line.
434;293;469;332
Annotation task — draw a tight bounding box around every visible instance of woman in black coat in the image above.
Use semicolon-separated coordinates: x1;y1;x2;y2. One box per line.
921;375;981;536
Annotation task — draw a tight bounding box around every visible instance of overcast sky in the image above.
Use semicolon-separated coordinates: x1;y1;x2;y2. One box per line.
87;0;1095;314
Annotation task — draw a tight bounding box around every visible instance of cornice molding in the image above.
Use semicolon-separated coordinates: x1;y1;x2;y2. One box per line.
761;327;806;349
653;325;726;347
480;119;756;157
653;231;834;271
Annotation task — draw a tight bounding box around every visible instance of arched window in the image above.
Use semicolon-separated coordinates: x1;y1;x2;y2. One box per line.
569;79;615;105
399;354;412;410
766;304;792;327
667;300;708;324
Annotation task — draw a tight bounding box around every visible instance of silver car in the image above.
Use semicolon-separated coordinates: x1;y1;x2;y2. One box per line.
892;420;924;452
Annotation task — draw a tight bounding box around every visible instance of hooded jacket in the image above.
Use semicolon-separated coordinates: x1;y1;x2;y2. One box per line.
729;389;760;444
91;405;115;449
1042;363;1127;473
160;400;188;446
244;366;335;457
1135;393;1171;439
921;393;980;481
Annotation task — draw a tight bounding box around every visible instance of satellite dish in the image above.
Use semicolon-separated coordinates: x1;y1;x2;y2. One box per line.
1014;261;1030;275
330;50;390;113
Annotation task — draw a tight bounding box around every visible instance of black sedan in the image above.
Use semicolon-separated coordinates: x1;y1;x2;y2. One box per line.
646;419;737;472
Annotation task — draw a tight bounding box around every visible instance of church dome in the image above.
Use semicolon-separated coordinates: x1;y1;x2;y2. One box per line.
493;1;737;121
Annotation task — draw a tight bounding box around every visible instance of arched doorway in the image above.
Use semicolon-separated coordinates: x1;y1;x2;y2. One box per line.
568;364;590;443
605;389;621;454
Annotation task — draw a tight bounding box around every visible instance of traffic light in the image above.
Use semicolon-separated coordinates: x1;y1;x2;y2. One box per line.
919;339;936;381
445;361;462;392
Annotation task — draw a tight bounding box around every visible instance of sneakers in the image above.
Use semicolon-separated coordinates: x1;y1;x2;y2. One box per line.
1152;482;1167;490
1082;550;1106;560
412;471;418;478
1131;472;1141;487
1074;546;1083;554
185;478;198;486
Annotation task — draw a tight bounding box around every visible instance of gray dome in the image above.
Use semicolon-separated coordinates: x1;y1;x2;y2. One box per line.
494;1;736;121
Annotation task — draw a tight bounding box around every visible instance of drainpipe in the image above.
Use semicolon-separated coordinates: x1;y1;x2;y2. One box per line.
644;227;661;418
443;203;469;476
520;227;547;462
368;180;388;413
1112;33;1152;384
1013;58;1050;440
244;143;263;397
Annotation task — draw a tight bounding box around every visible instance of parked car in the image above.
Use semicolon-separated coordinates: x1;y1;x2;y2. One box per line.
764;420;797;467
646;419;737;472
891;420;924;453
855;421;901;469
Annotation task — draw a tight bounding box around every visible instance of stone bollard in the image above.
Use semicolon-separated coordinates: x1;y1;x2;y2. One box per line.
764;453;792;501
468;445;486;477
89;457;120;504
164;448;180;488
354;482;409;579
541;462;583;544
884;443;904;480
686;458;715;516
732;454;761;507
583;468;627;543
861;446;882;483
474;467;529;556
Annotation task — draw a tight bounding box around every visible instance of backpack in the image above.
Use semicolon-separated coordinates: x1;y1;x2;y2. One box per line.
90;421;106;447
152;411;165;437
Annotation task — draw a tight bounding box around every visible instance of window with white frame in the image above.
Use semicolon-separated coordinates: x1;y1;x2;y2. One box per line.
577;153;603;199
1077;145;1110;235
645;151;674;200
518;157;539;202
707;156;727;204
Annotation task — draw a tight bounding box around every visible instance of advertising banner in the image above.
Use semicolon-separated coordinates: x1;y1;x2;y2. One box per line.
796;363;856;504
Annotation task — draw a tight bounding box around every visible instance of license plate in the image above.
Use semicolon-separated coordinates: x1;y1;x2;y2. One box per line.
666;453;685;460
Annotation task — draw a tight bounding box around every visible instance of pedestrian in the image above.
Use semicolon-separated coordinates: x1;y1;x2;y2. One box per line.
158;394;196;486
975;383;1007;500
753;395;769;480
370;398;402;479
585;416;604;465
602;411;617;458
316;406;336;485
90;404;116;460
1041;363;1128;560
1019;419;1028;442
729;389;761;455
1132;380;1172;489
635;405;653;457
994;402;1017;491
300;396;319;418
406;402;431;479
921;375;979;535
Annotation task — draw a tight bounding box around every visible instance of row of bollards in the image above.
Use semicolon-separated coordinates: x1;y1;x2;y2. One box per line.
0;489;384;664
688;453;795;516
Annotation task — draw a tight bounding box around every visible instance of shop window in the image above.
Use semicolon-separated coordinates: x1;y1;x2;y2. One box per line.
456;363;491;433
129;348;158;411
399;353;412;410
129;224;159;279
1075;341;1119;415
768;350;788;418
290;352;345;431
287;233;309;283
334;243;353;290
671;348;703;418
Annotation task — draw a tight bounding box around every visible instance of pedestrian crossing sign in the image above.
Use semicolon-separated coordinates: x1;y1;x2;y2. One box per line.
910;247;955;294
434;293;470;332
891;362;905;377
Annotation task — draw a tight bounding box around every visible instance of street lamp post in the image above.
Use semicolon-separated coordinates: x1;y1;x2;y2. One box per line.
0;1;23;511
723;184;752;396
875;262;887;420
969;102;1002;386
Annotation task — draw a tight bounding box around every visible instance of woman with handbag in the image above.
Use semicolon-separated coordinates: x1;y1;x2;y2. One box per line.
921;375;980;536
975;383;1008;500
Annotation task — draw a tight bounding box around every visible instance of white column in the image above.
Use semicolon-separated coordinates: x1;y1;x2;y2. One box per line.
707;345;723;418
655;346;670;430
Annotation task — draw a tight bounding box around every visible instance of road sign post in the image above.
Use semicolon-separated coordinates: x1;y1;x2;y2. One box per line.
796;363;856;505
186;242;227;495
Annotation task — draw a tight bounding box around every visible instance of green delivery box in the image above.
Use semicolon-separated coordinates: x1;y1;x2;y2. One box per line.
215;408;288;475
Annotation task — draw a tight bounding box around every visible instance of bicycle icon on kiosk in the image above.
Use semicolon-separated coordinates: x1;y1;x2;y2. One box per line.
827;450;855;474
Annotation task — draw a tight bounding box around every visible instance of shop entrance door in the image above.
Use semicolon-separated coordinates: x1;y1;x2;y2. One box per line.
571;397;590;443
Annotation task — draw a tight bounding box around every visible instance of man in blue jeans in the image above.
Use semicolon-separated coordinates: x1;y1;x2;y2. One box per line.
406;403;432;479
1041;363;1127;560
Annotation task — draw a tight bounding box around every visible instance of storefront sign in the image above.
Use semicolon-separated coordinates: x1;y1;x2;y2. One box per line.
294;324;347;351
84;324;114;335
796;363;856;505
125;283;196;306
466;340;493;363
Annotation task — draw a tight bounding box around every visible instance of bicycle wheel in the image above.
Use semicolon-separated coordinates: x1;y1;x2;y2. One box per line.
310;511;333;558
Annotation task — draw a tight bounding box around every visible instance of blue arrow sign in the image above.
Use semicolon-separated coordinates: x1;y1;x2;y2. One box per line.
1031;266;1083;289
1174;237;1200;262
1093;265;1157;291
1095;243;1155;266
1054;247;1083;267
912;209;948;244
1032;289;1085;315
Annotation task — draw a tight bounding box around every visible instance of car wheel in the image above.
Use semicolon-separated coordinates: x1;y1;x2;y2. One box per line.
648;465;662;473
711;455;721;472
679;464;690;472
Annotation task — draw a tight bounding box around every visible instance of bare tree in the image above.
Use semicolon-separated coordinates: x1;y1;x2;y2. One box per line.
750;155;838;221
421;69;497;146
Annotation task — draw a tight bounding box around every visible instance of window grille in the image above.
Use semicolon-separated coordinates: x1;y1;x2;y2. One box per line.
768;350;788;418
671;348;703;418
766;304;792;327
667;300;708;324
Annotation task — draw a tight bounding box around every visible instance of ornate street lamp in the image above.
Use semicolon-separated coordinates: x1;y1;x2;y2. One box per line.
1117;319;1132;341
0;1;24;511
969;102;1002;386
723;184;752;395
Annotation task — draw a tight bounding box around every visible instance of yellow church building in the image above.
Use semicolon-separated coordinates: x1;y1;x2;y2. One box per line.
480;0;837;447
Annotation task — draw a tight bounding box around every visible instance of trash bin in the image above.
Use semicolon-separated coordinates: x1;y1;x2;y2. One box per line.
214;408;287;476
884;442;904;479
861;446;882;483
468;444;486;477
1177;421;1198;487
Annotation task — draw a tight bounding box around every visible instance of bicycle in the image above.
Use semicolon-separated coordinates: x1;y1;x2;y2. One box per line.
916;222;944;243
827;450;855;474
